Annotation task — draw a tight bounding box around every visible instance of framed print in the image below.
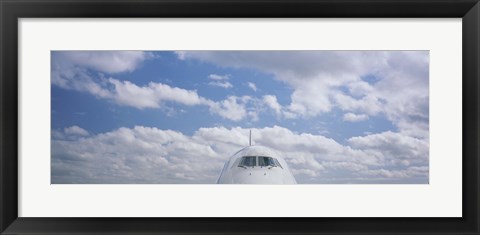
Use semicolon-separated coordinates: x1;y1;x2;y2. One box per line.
1;0;479;234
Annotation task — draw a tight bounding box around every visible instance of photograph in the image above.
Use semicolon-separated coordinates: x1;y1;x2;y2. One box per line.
51;50;429;184
3;0;478;233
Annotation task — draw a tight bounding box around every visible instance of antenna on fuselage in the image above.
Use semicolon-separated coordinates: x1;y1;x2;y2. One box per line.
249;129;252;146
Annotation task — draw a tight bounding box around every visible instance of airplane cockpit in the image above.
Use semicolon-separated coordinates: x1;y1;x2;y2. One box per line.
217;145;297;184
236;156;283;169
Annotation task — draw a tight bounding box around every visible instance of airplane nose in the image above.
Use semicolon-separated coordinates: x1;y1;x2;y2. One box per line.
232;169;286;184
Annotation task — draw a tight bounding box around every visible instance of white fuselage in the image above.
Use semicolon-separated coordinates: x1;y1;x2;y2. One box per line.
217;145;297;184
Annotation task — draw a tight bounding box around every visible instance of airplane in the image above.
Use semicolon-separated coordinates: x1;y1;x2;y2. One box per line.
216;130;297;184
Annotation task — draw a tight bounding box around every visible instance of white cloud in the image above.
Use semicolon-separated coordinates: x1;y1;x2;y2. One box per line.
247;82;257;92
262;95;282;115
175;51;429;139
321;161;368;172
347;80;374;96
334;93;382;116
208;74;230;80
51;51;200;110
53;70;207;110
175;51;379;117
348;131;429;167
54;51;154;74
54;66;254;121
208;81;233;89
285;81;333;117
208;96;248;121
64;125;89;136
52;53;270;122
108;79;206;109
52;63;249;120
365;166;428;178
51;51;430;184
343;113;369;122
247;111;259;122
51;54;257;121
54;51;429;134
52;126;222;183
208;74;233;88
53;125;428;184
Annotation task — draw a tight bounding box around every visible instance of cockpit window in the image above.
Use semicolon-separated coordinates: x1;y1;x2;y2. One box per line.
237;156;283;168
258;156;277;167
238;156;256;167
273;158;283;169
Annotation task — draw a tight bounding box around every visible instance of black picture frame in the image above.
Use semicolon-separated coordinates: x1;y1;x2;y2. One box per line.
1;0;479;234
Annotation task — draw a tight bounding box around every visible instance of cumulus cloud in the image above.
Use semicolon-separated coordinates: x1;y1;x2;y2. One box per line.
334;93;382;116
207;74;233;88
51;53;261;121
175;51;379;117
365;166;429;179
247;82;257;92
208;96;249;121
348;131;429;167
53;64;249;121
52;51;203;109
64;125;89;136
53;51;429;138
208;74;230;80
263;95;282;116
208;81;233;89
53;68;207;109
108;79;206;109
52;126;222;184
51;51;430;184
343;113;369;122
175;51;429;139
53;51;154;74
52;125;428;184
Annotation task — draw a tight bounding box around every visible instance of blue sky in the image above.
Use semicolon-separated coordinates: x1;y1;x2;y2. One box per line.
51;51;429;184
